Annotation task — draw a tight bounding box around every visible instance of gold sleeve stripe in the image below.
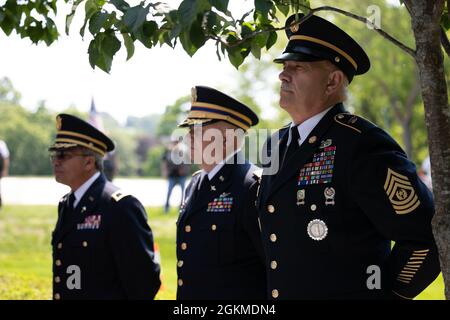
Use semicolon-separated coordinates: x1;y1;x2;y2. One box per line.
392;290;413;299
396;279;411;284
408;258;425;262
406;261;424;265
413;249;429;253
403;266;420;271
412;253;428;257
400;270;416;275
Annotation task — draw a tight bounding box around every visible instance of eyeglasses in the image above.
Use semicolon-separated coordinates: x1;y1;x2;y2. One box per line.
49;151;91;162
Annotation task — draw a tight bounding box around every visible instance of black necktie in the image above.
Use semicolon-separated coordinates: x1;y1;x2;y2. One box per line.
281;126;300;168
67;193;76;211
197;175;210;194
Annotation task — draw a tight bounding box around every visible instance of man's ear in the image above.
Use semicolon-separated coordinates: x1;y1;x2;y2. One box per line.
85;155;95;169
326;70;345;95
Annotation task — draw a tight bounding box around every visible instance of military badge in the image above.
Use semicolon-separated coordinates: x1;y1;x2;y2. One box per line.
191;87;197;103
290;22;299;33
296;189;305;205
307;219;328;241
319;139;332;149
77;215;101;230
384;168;420;214
324;187;335;206
348;116;358;124
308;136;317;144
56;115;62;130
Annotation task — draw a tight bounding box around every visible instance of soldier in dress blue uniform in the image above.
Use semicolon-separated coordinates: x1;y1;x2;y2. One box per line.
49;114;161;300
257;14;441;299
176;86;266;300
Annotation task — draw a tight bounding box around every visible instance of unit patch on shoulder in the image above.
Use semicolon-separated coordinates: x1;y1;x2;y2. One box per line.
384;168;420;214
111;190;131;202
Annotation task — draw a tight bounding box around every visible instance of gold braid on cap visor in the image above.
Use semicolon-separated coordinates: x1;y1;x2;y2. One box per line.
289;35;358;70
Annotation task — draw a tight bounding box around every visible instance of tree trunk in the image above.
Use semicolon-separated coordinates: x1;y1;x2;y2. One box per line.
409;0;450;299
402;119;413;158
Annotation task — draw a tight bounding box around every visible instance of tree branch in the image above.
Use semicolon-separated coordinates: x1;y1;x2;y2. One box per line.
207;3;416;59
307;5;416;58
441;26;450;58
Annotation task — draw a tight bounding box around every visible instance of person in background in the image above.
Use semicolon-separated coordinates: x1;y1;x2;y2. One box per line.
49;113;161;300
162;139;189;213
0;139;10;210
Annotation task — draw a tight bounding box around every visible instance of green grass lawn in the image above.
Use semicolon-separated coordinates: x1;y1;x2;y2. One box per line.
0;205;445;300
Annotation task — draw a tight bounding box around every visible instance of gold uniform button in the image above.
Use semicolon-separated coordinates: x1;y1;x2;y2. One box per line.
185;225;191;233
310;204;317;211
181;243;187;250
271;261;278;270
211;224;217;231
270;233;277;242
54;293;61;300
308;136;317;144
267;205;275;213
55;259;62;266
82;241;88;247
177;260;184;268
272;289;279;298
55;276;61;283
178;279;183;286
57;243;62;249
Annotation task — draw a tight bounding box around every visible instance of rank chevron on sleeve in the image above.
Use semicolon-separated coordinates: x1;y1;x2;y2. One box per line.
384;168;421;215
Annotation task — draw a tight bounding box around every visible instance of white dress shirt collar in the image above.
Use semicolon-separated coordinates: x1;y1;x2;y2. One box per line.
72;171;101;208
287;106;334;147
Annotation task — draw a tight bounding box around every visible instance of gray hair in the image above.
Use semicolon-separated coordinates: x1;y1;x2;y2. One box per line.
82;148;104;172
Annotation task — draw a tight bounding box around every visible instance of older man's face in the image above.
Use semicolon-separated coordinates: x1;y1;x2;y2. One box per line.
50;147;94;190
278;60;331;112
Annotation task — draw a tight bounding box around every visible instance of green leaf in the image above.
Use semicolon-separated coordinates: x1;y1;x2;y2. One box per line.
136;20;158;48
275;2;290;16
255;0;273;18
123;4;149;33
122;32;135;60
43;17;59;46
178;0;210;27
89;11;109;35
88;37;101;69
88;31;121;73
266;30;277;50
251;39;261;59
110;0;130;12
441;9;450;30
254;31;269;47
80;0;101;38
189;19;206;50
210;0;229;13
227;47;244;69
241;22;255;37
0;15;14;36
65;0;83;35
